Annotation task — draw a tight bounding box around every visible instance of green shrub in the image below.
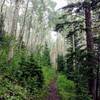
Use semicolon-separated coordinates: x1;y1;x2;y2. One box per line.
12;55;44;93
57;74;75;100
42;66;56;85
0;78;28;100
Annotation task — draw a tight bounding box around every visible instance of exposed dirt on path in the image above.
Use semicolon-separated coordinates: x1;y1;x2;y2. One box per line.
47;79;60;100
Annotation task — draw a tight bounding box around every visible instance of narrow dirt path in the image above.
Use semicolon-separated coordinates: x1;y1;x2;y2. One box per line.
47;79;60;100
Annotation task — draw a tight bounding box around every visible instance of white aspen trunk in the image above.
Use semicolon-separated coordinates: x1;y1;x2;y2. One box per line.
19;0;29;44
8;0;20;63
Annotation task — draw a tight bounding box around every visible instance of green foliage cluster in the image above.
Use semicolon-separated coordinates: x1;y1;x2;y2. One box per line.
56;46;91;100
55;8;93;100
57;74;75;100
42;67;56;85
56;54;65;73
65;34;92;100
0;35;52;99
42;43;51;66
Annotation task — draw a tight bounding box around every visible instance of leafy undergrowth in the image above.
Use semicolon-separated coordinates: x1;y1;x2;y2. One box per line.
0;35;58;100
0;77;27;99
42;66;56;85
42;68;76;100
0;64;76;100
0;54;46;99
0;65;56;100
0;77;48;100
57;74;76;100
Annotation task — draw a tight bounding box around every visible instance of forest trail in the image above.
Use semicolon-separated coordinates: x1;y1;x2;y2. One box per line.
47;78;60;100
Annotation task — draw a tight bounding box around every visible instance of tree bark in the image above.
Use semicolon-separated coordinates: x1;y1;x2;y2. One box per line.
84;2;96;100
8;0;20;63
19;0;29;46
0;0;5;37
1;0;6;12
96;41;100;100
10;0;20;36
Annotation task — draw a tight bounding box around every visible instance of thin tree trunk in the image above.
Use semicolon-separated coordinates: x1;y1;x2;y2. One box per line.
96;42;100;100
10;0;20;36
26;7;34;46
84;2;96;100
8;0;20;63
19;0;29;47
0;0;5;37
1;0;6;12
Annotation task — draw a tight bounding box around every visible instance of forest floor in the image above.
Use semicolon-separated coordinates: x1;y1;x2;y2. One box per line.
47;78;60;100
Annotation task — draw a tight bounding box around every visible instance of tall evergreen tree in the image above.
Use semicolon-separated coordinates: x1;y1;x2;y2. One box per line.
55;0;100;99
